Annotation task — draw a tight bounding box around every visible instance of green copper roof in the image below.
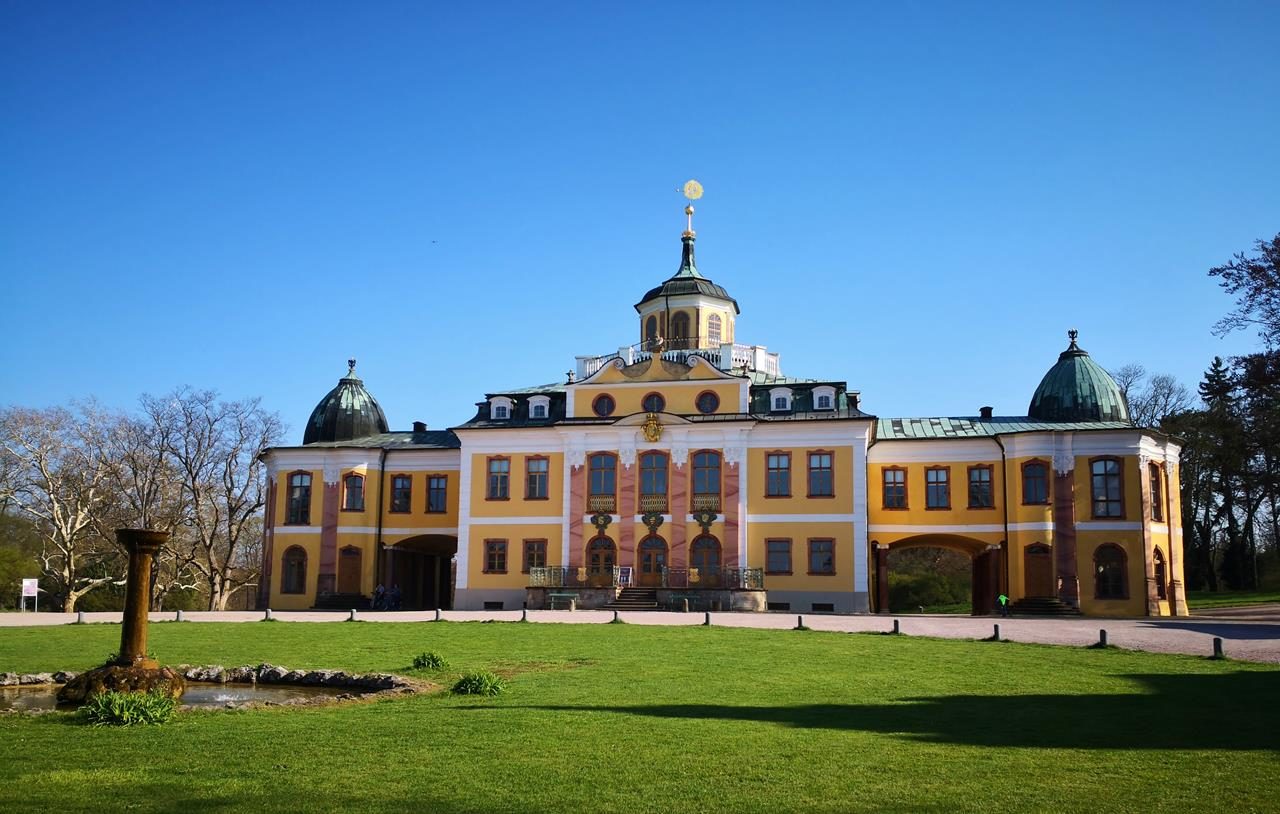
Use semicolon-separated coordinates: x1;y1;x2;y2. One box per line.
877;416;1133;440
1028;332;1130;423
303;360;390;445
635;233;740;313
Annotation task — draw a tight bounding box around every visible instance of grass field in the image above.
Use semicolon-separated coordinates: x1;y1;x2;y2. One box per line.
1;621;1277;813
1188;589;1280;609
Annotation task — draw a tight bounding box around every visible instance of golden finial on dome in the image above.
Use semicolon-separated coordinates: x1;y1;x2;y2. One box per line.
682;179;702;236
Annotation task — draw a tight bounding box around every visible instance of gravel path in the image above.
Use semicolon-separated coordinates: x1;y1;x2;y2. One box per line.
4;608;1278;663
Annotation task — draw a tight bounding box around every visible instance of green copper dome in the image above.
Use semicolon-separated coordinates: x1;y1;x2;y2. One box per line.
1027;332;1130;423
303;360;390;444
635;233;740;314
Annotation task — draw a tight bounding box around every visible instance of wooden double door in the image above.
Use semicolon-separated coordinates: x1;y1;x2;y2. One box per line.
638;537;667;587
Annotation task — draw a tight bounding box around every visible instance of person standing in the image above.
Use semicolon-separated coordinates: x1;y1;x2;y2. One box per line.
997;593;1010;617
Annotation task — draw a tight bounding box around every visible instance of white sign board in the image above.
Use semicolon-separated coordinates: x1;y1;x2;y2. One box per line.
21;579;38;597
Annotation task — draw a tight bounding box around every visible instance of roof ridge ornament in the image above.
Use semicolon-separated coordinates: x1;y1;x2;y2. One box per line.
347;358;357;378
1067;329;1079;350
682;179;702;237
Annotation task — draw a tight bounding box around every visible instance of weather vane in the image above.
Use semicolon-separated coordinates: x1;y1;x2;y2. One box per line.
681;179;703;235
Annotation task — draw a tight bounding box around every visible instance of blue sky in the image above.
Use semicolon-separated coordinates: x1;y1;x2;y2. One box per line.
3;1;1277;437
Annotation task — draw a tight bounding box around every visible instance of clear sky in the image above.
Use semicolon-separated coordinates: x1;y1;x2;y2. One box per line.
3;1;1277;438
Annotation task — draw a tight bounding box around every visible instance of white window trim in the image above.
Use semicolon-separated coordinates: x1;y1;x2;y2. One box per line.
528;395;551;419
489;396;514;420
769;387;793;412
813;386;836;411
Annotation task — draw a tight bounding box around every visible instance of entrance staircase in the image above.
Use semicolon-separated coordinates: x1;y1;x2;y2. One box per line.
605;587;660;611
1010;596;1081;616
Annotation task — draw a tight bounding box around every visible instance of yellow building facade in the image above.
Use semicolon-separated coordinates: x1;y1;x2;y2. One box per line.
259;209;1187;618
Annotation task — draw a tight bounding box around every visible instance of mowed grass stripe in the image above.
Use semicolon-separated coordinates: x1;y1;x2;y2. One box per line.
0;622;1276;813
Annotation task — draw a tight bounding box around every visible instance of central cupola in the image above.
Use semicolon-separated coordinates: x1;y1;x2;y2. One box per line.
634;183;740;352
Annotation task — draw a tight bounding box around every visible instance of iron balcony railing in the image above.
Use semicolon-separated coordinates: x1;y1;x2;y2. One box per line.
662;567;764;590
691;494;721;513
529;566;626;588
638;493;668;513
587;494;617;513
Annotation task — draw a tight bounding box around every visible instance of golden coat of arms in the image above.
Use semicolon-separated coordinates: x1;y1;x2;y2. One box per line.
642;412;663;443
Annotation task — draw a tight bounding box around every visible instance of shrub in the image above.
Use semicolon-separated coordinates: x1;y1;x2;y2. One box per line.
451;671;506;696
412;651;448;670
80;690;177;727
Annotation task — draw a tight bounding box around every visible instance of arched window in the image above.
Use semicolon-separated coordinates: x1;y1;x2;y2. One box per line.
343;474;364;511
707;313;722;345
286;472;312;525
642;392;665;413
692;451;721;512
645;315;658;343
1091;458;1124;518
671;311;691;343
1094;544;1128;599
696;391;719;415
1153;547;1167;600
1022;460;1049;505
592;394;616;417
639;452;668;512
691;535;721;572
588;453;617;513
281;546;307;594
1149;463;1164;521
587;536;616;574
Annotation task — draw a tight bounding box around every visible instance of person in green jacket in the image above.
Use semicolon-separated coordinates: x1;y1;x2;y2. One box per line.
997;593;1010;617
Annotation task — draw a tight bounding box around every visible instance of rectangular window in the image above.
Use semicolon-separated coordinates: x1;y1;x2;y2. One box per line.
808;452;834;498
1149;464;1164;522
808;539;835;575
525;457;549;500
882;467;906;509
639;452;668;512
968;466;994;509
766;453;791;497
487;458;510;500
926;467;950;509
484;540;507;573
390;475;412;513
766;539;792;574
286;472;311;525
1022;461;1048;505
522;539;547;573
1091;458;1123;518
427;475;448;513
531;404;546;418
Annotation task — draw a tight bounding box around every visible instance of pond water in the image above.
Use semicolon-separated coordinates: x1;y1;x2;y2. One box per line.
0;683;362;712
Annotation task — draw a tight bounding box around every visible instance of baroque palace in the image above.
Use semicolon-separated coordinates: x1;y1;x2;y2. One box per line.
260;195;1188;618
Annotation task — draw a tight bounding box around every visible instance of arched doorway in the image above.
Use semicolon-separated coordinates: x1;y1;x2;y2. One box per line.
587;536;616;586
872;535;1002;616
337;546;362;595
385;535;457;610
1024;543;1053;597
638;535;667;587
691;534;722;588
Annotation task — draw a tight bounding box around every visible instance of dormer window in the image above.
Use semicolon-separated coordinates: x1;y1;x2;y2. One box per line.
528;395;551;420
813;386;836;411
489;397;513;420
769;387;793;412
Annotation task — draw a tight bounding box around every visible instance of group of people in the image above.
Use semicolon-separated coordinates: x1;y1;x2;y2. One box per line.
371;583;402;611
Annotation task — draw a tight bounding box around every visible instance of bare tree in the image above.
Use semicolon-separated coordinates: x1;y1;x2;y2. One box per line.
1110;364;1194;428
147;389;283;610
0;406;121;611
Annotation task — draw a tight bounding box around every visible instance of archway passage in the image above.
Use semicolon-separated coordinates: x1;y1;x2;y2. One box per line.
385;535;457;610
873;535;1002;616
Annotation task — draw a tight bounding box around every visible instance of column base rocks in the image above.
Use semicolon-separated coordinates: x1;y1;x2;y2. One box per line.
57;664;186;705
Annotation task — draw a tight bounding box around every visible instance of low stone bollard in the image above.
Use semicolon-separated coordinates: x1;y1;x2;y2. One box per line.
1213;637;1225;659
264;608;273;621
795;615;805;629
612;610;619;623
76;611;85;624
434;608;441;622
568;598;576;612
992;624;1001;641
703;611;711;626
1098;629;1108;647
680;598;689;613
892;618;900;635
521;608;528;622
176;610;185;623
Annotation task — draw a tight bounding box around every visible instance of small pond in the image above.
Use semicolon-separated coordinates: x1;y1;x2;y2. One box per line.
0;683;363;712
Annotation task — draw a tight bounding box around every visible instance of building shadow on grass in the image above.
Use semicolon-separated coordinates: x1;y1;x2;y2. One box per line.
510;672;1280;750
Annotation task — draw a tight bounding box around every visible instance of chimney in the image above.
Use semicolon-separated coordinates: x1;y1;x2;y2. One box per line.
979;406;993;422
412;421;427;433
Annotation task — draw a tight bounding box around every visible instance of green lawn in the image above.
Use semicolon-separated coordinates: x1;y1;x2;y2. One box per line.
1;621;1277;813
1188;589;1280;609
